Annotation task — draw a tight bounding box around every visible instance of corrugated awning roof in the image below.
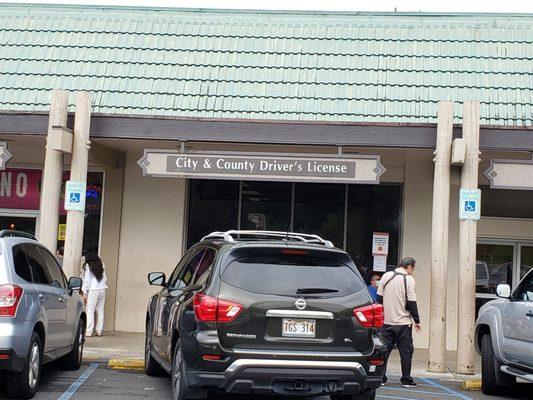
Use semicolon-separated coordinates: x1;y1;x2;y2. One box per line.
0;4;531;126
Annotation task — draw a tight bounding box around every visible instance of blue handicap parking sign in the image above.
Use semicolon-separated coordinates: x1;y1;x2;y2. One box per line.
70;192;81;203
464;201;476;212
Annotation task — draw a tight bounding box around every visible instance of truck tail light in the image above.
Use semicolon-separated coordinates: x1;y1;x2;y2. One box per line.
193;293;243;323
0;285;23;317
354;304;384;328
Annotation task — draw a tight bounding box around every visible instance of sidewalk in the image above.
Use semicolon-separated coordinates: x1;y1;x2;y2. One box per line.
83;331;144;361
85;331;481;382
386;348;481;382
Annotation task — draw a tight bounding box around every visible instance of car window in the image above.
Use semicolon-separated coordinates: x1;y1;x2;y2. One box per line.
172;248;206;290
515;273;533;302
38;247;67;289
222;255;364;297
167;250;194;289
192;248;216;286
12;245;32;282
24;245;51;285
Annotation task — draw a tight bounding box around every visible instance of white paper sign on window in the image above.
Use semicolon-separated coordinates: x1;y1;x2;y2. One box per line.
372;232;389;256
373;255;387;272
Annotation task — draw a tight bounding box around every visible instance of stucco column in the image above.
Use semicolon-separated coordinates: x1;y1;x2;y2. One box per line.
456;101;481;374
37;89;69;253
428;101;454;372
63;92;92;278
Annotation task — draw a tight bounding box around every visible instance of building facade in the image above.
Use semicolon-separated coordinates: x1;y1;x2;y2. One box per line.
0;4;532;350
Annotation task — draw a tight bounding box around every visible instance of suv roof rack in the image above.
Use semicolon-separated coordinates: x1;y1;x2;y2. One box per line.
0;230;36;240
201;230;335;248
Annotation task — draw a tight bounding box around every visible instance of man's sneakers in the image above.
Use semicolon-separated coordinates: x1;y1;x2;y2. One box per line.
381;376;388;386
400;378;418;388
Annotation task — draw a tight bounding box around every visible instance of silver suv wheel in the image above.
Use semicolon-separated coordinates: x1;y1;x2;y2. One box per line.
28;342;40;389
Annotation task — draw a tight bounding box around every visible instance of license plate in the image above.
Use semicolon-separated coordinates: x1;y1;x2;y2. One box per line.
282;318;316;337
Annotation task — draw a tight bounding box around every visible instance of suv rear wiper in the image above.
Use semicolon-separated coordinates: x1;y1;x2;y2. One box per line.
296;287;339;294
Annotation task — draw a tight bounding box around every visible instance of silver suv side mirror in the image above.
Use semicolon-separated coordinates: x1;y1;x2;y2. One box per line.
496;284;511;299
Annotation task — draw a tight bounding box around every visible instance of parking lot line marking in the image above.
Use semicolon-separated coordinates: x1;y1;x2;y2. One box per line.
377;394;421;400
385;386;458;396
420;378;474;400
57;363;99;400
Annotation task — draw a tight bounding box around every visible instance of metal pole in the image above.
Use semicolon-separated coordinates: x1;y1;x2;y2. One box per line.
63;92;92;278
456;101;481;375
37;89;69;253
428;101;454;373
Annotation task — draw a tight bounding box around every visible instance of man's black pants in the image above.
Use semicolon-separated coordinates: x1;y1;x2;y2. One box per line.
381;324;414;381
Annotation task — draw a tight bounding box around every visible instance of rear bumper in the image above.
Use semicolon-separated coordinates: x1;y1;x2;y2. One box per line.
187;358;380;397
0;349;27;373
0;320;33;373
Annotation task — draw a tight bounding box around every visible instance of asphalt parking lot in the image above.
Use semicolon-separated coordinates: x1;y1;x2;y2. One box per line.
1;362;531;400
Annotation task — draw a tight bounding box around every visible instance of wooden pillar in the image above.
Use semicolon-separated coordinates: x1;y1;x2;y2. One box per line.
63;92;92;279
428;101;454;372
37;89;69;253
456;101;481;374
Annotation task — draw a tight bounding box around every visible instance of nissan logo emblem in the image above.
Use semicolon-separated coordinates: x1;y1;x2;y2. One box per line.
295;298;307;310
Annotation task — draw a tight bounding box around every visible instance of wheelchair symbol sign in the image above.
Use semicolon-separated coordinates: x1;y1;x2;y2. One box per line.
70;192;81;203
64;180;86;211
464;201;476;212
459;188;481;220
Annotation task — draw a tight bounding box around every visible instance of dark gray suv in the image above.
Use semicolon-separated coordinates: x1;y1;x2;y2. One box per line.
145;230;385;400
0;231;85;399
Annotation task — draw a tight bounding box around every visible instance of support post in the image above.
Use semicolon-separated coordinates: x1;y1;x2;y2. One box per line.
456;101;481;375
37;89;69;253
63;92;92;279
428;101;454;372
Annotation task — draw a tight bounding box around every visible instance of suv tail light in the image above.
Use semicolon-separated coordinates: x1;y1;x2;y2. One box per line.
193;293;243;323
0;285;23;317
353;304;384;328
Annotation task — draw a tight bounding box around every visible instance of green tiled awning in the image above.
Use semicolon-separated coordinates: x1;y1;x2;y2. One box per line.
0;4;531;126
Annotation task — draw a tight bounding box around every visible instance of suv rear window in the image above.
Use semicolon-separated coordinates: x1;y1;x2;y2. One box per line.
222;255;363;297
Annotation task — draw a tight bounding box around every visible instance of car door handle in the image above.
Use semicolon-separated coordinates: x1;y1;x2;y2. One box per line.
526;311;533;318
38;294;46;302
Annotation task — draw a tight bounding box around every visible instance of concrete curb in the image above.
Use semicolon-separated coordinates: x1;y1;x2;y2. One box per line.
462;379;482;390
108;358;145;371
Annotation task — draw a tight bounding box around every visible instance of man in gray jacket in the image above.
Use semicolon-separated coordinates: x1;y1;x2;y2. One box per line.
377;257;421;387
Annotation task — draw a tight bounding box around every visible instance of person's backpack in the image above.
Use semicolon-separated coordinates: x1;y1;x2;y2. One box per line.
382;271;409;305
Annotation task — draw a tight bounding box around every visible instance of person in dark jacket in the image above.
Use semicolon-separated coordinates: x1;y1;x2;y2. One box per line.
377;257;421;388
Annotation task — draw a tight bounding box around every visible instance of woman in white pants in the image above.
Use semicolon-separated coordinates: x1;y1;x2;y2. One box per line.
82;253;108;337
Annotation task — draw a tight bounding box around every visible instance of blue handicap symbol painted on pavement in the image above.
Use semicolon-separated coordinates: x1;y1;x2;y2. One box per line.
464;201;476;212
70;192;81;203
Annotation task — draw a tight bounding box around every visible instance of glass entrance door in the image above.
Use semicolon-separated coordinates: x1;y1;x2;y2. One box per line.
476;240;533;316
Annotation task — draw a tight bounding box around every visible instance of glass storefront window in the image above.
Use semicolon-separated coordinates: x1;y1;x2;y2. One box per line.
187;180;240;248
476;244;514;294
293;183;345;248
187;180;403;278
521;245;533;280
241;181;291;231
346;185;402;280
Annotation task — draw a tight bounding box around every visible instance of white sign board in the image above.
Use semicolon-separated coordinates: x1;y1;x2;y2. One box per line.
459;188;481;220
64;181;86;212
372;232;389;256
484;159;533;191
373;255;387;272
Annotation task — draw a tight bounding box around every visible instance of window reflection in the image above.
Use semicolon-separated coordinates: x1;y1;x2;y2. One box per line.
293;183;345;248
521;246;533;280
241;181;291;231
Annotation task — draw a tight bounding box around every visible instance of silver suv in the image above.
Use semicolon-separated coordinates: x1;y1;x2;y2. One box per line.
475;268;533;395
0;230;85;399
